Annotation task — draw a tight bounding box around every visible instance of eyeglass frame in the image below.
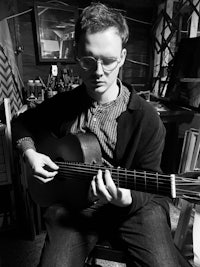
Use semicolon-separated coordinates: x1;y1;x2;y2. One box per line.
76;55;123;72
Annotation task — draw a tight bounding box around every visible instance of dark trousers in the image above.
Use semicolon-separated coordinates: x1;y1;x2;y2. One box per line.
38;201;191;267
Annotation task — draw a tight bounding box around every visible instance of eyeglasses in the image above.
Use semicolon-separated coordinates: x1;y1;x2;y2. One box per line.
76;56;122;72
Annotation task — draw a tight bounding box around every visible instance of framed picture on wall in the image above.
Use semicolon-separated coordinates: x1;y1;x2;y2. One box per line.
34;2;79;63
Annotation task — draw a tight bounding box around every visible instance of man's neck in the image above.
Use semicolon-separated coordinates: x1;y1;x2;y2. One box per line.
92;81;120;105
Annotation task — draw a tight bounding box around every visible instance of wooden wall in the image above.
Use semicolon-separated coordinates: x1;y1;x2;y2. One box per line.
4;0;159;95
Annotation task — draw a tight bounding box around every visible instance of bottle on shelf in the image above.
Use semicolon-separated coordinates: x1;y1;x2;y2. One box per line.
26;80;37;108
45;65;58;99
35;79;44;103
26;80;35;98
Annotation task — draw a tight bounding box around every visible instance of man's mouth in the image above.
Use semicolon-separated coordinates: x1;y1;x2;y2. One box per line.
92;80;105;85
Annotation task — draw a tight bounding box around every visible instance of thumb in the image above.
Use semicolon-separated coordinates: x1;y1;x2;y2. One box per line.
44;156;59;170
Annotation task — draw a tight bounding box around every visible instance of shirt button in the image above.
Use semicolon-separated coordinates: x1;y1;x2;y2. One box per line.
93;117;97;122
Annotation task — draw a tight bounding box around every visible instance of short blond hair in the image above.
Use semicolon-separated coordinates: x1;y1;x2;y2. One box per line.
75;2;129;48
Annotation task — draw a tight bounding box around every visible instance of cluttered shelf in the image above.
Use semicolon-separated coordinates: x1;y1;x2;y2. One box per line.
148;97;197;174
148;94;195;122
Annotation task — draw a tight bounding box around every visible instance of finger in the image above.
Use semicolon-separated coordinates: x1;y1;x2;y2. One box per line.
34;167;58;180
88;177;99;202
34;175;54;183
91;176;98;196
44;156;59;170
96;170;112;201
104;169;118;198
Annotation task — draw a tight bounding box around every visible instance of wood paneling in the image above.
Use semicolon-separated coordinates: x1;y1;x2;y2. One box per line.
0;0;14;21
7;0;158;92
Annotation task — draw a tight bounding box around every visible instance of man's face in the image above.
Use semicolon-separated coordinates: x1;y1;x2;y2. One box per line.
76;27;127;98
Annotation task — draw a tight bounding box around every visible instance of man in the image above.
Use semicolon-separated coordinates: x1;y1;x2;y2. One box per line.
12;3;191;267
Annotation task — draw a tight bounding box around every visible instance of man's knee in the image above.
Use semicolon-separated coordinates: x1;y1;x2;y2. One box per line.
144;201;170;226
44;205;71;226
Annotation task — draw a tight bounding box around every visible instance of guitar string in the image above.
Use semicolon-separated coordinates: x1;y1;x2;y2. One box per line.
58;168;169;184
57;166;200;189
57;173;199;197
57;173;170;191
57;171;200;189
56;168;200;196
57;166;171;193
58;169;200;185
56;162;200;184
55;162;200;197
56;161;200;182
57;162;169;181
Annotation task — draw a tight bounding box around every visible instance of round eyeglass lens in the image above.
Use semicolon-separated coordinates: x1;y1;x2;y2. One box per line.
102;58;119;71
80;57;120;71
80;57;95;70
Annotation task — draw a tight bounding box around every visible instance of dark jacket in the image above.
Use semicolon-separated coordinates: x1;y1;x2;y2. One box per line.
12;84;167;214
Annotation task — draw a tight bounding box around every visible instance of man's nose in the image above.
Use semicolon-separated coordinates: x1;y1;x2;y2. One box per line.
95;60;104;76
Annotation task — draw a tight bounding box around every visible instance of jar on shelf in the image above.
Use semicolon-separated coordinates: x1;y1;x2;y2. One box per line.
26;80;35;98
35;79;44;102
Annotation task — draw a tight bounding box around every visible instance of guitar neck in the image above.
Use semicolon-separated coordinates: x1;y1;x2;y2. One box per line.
57;161;174;198
57;161;200;201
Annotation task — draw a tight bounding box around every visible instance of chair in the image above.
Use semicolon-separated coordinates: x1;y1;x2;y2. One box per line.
173;127;200;265
0;98;15;229
173;196;200;266
17;143;44;239
86;241;126;266
0;98;13;174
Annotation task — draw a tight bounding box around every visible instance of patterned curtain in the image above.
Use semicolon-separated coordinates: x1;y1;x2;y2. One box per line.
0;18;23;117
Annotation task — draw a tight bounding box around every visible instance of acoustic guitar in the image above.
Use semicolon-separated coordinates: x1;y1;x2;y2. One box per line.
27;133;200;208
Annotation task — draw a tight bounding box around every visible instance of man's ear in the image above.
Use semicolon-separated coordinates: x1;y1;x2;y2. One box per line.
119;48;127;67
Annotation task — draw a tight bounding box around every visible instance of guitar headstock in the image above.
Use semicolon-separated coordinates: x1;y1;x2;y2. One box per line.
181;194;200;204
176;171;200;204
181;170;200;179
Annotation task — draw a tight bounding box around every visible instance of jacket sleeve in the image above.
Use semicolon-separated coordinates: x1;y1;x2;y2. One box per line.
134;107;166;173
129;112;167;214
117;96;167;214
11;91;72;150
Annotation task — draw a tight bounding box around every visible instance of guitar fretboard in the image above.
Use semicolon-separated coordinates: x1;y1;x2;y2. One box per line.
55;161;200;201
56;161;173;197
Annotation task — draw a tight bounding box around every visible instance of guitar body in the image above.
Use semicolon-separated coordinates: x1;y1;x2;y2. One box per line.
27;133;102;208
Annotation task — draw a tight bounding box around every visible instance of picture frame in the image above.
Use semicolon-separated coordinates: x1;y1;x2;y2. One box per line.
34;2;78;63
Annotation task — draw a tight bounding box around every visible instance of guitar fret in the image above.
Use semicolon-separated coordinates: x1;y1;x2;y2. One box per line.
56;161;200;200
57;161;200;200
170;174;176;198
134;170;136;190
144;171;147;191
125;169;127;189
117;167;120;187
156;172;159;193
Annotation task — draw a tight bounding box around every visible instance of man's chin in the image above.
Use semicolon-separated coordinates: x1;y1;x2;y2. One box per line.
87;83;106;93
